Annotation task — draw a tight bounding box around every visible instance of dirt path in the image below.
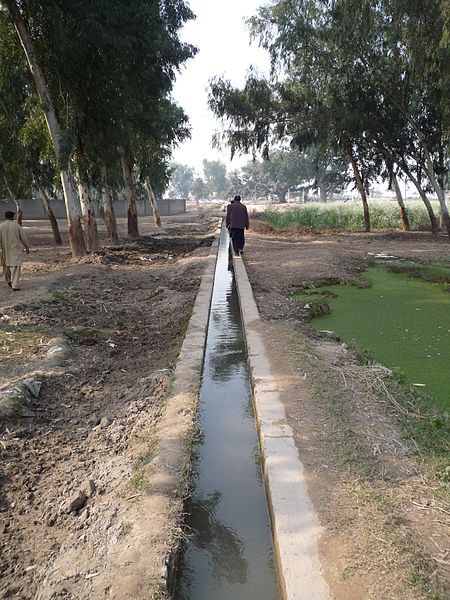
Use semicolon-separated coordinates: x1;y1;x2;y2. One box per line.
244;227;450;599
0;215;215;599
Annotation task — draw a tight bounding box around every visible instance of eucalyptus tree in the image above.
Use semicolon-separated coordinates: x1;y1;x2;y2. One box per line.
202;160;229;198
3;0;86;255
135;98;191;228
240;150;310;202
109;1;197;235
190;177;207;203
2;0;196;252
210;0;449;236
168;163;194;198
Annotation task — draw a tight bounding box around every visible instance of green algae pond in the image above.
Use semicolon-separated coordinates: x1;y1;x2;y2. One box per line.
304;266;450;412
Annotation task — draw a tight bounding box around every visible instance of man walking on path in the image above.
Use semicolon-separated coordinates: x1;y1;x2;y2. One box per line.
0;211;30;291
226;195;249;256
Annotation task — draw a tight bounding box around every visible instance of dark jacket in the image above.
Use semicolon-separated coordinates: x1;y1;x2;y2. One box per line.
226;200;249;230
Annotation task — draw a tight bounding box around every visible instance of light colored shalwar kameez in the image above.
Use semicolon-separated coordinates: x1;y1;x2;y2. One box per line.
0;221;29;290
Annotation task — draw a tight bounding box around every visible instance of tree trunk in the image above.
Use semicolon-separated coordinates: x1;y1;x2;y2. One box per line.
144;180;162;227
77;179;99;252
347;150;370;232
391;171;410;231
35;182;62;245
400;162;439;234
100;166;119;245
119;147;139;237
425;163;450;238
2;173;23;224
276;189;288;203
6;0;86;256
319;181;327;203
75;145;100;252
405;113;450;238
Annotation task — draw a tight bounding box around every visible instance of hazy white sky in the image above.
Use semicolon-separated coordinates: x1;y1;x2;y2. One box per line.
172;0;270;174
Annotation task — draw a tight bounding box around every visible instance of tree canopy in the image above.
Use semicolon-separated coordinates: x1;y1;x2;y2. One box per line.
0;0;197;254
209;0;450;235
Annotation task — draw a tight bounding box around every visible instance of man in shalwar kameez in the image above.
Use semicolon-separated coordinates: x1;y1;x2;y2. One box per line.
0;211;30;291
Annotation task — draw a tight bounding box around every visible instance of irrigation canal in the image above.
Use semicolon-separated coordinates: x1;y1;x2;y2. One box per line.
175;226;279;600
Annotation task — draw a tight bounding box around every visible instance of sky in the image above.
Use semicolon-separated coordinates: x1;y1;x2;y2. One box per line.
172;0;270;175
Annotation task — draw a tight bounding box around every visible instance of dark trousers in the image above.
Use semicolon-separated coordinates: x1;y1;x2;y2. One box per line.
230;228;245;254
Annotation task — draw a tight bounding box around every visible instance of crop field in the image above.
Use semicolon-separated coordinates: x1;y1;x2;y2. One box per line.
265;200;441;232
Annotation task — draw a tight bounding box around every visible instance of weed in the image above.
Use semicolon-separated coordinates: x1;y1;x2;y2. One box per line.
385;260;450;284
304;276;342;289
346;341;375;366
134;447;155;469
52;290;74;304
120;521;133;536
294;294;331;320
130;473;145;490
63;326;104;345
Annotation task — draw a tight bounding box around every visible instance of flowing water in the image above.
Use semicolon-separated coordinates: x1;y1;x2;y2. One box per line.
174;227;279;600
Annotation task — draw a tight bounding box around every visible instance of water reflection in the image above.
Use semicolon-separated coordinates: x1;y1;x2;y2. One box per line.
175;226;279;600
187;492;249;584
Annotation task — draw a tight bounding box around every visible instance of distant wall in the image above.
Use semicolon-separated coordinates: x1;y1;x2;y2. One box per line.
0;198;186;220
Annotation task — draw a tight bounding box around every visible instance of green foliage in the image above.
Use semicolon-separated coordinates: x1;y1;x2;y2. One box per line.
190;176;207;201
299;297;330;319
0;0;197;211
202;159;229;197
264;201;440;232
63;326;105;344
209;0;449;229
168;163;194;198
52;291;74;304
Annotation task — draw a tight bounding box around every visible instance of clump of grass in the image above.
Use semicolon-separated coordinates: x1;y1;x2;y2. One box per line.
295;295;331;320
385;261;450;284
52;290;74;304
63;326;104;345
0;326;52;375
395;389;450;485
130;473;145;490
347;344;450;490
346;341;376;366
304;276;342;288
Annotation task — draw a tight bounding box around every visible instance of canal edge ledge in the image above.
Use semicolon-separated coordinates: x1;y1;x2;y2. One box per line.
154;220;222;594
233;251;331;600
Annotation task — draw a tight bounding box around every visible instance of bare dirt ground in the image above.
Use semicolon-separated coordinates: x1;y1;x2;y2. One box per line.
244;224;450;599
2;209;450;600
0;214;215;600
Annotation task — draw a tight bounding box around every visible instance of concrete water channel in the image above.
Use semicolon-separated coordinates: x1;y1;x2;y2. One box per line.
175;226;280;600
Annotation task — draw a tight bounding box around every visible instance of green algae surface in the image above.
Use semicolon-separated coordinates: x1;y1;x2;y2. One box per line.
308;267;450;411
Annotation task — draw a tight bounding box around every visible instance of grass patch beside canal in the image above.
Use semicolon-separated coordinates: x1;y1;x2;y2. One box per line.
286;328;449;598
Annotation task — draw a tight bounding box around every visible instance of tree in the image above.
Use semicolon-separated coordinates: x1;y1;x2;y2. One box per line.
202;159;229;198
2;0;197;250
168;163;194;198
4;0;86;255
190;177;207;203
209;0;449;236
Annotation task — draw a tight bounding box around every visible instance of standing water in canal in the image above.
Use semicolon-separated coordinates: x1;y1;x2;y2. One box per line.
175;227;279;600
